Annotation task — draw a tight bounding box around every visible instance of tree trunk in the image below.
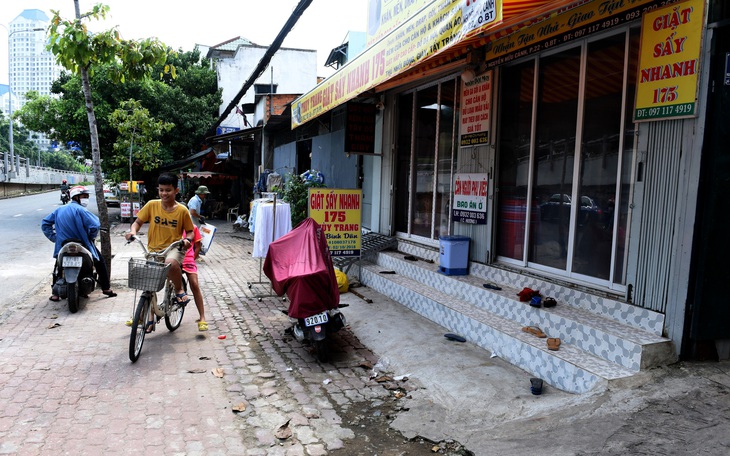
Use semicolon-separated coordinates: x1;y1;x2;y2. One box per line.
80;68;113;274
75;1;112;275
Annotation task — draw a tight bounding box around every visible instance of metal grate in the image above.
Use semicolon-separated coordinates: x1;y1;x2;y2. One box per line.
632;121;683;313
333;232;397;274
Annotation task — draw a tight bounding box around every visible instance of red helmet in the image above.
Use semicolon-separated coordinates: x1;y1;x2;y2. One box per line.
62;179;67;184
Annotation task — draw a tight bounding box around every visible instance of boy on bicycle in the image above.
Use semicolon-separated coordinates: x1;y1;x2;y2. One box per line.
125;172;195;323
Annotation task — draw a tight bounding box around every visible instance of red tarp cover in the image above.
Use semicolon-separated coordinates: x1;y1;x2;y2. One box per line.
263;218;340;319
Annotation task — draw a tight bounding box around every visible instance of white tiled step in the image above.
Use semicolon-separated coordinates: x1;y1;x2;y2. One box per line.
374;251;674;371
359;262;636;394
396;240;666;336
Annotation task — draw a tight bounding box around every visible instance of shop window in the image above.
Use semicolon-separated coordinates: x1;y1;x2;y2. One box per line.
496;30;635;290
395;78;458;240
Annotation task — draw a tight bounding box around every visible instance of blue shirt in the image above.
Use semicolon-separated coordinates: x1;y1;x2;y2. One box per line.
187;194;203;216
41;201;100;260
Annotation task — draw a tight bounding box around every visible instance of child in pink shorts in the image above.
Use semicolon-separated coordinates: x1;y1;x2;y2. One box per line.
183;226;208;331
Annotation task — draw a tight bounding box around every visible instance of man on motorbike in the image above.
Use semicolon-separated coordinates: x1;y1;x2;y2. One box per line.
125;172;195;332
42;185;117;301
60;179;70;204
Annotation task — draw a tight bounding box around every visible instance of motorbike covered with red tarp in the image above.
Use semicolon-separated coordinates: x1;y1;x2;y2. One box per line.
263;218;340;319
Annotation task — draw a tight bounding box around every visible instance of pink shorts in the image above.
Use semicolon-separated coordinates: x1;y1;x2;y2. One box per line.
182;258;198;274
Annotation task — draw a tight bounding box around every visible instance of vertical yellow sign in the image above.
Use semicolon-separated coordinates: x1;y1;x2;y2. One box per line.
635;0;706;121
308;188;362;257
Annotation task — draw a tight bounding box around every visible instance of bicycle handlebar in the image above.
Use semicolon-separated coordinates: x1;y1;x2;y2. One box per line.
126;235;185;260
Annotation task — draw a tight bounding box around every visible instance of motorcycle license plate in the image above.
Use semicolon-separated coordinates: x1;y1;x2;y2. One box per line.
62;256;83;268
304;311;329;327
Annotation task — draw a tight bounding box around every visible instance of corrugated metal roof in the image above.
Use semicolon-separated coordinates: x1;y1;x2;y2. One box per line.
210;36;254;52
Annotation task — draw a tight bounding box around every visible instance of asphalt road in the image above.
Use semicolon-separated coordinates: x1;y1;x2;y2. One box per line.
0;190;108;312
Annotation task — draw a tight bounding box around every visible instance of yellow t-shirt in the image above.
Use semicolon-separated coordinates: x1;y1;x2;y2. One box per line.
135;200;194;252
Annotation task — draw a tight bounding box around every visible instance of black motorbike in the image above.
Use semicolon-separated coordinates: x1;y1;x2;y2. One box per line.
60;189;70;205
52;239;96;313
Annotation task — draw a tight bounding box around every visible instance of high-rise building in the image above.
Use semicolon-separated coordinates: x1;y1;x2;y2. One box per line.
1;84;19;119
8;9;62;149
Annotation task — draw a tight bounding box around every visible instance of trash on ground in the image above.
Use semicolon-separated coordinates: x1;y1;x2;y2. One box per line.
212;368;225;378
187;368;207;374
231;402;247;413
275;420;292;440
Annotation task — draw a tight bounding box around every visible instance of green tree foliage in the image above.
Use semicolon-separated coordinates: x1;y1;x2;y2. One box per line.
107;99;174;182
0;110;43;165
282;171;327;228
45;1;176;273
14;52;221;174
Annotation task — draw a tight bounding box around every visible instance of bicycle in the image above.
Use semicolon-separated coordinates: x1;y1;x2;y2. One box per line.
126;236;188;362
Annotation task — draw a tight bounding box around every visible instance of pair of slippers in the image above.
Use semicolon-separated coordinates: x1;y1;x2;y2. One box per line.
521;326;561;351
50;290;117;301
530;296;557;308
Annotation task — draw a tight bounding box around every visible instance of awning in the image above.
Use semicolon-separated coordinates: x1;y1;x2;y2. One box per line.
162;148;215;171
179;171;238;180
290;0;584;129
207;125;262;142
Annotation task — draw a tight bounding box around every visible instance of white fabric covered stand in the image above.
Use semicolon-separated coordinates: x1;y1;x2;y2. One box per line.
252;200;292;258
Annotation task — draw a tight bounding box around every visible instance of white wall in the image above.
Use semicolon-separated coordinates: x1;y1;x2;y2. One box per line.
217;45;317;129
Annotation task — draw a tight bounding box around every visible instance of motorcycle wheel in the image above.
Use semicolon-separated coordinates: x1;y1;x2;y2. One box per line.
164;280;186;332
67;282;79;313
129;294;151;362
313;339;329;363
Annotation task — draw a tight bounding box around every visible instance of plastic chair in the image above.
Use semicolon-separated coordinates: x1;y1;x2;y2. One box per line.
227;207;238;223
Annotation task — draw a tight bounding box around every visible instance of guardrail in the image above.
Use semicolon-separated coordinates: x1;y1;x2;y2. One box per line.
1;151;93;185
1;151;94;198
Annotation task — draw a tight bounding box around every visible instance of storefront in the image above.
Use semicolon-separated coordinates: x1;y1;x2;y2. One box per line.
290;0;728;363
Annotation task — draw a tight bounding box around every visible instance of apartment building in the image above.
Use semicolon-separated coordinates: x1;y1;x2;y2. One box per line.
7;9;62;149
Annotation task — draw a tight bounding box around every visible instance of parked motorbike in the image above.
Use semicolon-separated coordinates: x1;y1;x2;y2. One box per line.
263;218;346;362
60;189;70;205
52;239;96;313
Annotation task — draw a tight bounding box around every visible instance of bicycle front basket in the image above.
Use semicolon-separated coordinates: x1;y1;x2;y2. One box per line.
128;258;170;291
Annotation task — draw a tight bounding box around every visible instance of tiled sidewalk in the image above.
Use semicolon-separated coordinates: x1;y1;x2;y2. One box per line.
0;224;392;455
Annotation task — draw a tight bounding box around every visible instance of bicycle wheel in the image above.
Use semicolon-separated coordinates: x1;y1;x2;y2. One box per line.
129;294;151;362
164;279;186;331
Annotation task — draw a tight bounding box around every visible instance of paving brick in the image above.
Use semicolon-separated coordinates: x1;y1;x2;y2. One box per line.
0;225;401;455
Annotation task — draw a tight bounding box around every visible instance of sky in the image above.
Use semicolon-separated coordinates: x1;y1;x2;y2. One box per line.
0;0;370;86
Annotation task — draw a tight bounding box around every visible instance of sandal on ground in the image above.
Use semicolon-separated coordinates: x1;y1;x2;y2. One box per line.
522;325;547;338
49;295;61;302
145;321;156;334
530;296;542;308
530;378;544;395
102;290;117;298
175;293;190;306
543;297;557;308
547;337;561;351
483;282;502;290
198;321;209;332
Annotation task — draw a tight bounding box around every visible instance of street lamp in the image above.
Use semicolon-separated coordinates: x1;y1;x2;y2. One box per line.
1;25;44;179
